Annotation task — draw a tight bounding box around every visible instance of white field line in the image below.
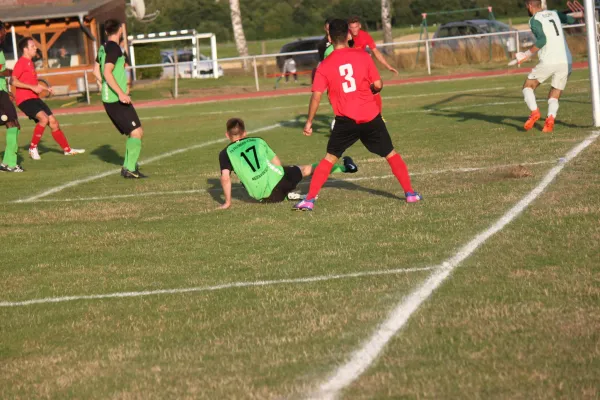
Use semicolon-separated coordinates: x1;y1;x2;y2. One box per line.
312;131;600;400
0;267;435;308
13;121;292;204
20;160;555;203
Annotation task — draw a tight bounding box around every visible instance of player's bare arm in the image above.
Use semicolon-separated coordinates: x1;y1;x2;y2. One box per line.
10;75;44;94
104;63;130;104
93;61;102;88
0;68;11;77
304;91;323;136
370;79;383;94
270;155;282;166
371;48;398;75
219;169;233;209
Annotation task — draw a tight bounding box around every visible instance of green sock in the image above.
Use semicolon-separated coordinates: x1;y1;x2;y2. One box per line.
123;145;129;169
125;137;142;172
312;162;346;173
3;127;19;167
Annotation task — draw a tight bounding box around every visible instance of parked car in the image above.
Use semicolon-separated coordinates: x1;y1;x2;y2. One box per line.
276;37;321;72
161;50;224;78
432;20;535;52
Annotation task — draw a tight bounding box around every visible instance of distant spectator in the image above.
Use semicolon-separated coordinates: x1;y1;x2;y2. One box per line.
58;46;70;67
274;56;297;89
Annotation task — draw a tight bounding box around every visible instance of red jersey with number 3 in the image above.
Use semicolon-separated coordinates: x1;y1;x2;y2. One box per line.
12;57;39;105
312;47;381;124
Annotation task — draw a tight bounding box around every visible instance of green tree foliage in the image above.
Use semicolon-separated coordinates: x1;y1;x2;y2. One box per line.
128;0;569;43
134;44;163;79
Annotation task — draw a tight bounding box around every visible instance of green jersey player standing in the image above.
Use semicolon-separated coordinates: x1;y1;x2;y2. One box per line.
93;19;146;178
512;0;576;133
218;118;358;209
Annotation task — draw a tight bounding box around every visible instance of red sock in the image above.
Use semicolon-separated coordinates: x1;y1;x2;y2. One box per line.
387;153;413;193
51;129;71;152
306;159;334;200
375;93;383;114
30;124;45;148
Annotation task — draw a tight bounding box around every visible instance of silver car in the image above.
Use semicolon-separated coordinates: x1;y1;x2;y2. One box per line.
161;50;224;78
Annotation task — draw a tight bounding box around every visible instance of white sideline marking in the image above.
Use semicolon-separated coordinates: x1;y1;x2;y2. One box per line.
312;131;600;400
13;122;291;203
0;267;434;308
20;160;555;203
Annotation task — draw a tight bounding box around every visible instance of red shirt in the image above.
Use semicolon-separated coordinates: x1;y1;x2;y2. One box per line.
313;48;381;124
351;30;376;51
12;57;39;105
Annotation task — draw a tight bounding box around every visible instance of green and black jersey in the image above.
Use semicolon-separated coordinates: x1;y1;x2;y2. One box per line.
97;41;127;103
219;137;285;200
0;50;8;92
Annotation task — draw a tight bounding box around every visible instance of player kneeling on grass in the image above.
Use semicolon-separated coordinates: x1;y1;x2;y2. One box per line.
293;19;420;212
218;117;357;210
93;19;146;179
511;0;576;133
11;37;84;159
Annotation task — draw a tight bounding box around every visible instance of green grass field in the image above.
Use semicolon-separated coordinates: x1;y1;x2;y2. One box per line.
1;69;599;399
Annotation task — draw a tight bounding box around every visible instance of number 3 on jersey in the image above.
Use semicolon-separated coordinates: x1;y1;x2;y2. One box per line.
339;64;356;93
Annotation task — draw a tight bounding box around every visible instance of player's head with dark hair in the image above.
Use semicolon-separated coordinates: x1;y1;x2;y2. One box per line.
226;117;246;140
104;19;122;37
348;16;362;36
18;36;36;58
328;19;350;45
525;0;542;15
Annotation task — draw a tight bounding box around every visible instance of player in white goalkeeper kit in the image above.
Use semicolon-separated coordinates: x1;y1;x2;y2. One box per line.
512;0;576;133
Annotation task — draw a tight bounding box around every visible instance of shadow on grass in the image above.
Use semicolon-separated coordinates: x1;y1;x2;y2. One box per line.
91;144;123;166
280;113;332;136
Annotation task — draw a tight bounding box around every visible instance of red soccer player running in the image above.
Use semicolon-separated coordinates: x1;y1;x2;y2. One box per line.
348;16;398;115
293;19;421;211
11;37;84;160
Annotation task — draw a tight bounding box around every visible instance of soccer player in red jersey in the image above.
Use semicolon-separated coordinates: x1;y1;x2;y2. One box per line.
348;16;397;115
294;19;421;211
11;37;84;160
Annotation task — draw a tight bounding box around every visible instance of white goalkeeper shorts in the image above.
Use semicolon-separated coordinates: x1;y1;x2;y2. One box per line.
528;63;571;91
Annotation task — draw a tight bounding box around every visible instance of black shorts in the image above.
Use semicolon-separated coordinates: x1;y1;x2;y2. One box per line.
263;166;303;203
103;101;142;135
0;91;18;125
327;114;394;158
18;98;52;122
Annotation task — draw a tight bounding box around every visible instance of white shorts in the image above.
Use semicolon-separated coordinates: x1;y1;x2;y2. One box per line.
528;63;571;90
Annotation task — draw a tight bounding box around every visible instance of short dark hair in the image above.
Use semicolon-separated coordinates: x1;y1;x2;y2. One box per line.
324;17;333;26
329;19;349;45
226;118;245;136
18;37;33;53
104;19;122;35
348;16;361;24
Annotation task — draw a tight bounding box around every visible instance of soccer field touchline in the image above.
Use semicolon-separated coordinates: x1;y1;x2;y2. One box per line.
311;131;600;400
0;267;435;308
18;160;556;203
13;121;294;203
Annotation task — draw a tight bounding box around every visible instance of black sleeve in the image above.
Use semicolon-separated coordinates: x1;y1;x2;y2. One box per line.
219;149;233;172
104;42;122;65
317;36;328;61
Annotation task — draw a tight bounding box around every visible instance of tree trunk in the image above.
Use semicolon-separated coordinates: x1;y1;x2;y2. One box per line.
381;0;393;53
229;0;249;70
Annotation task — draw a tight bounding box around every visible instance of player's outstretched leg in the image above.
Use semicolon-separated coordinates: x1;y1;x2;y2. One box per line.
293;156;336;211
48;116;84;156
523;81;541;131
386;150;421;203
28;123;44;160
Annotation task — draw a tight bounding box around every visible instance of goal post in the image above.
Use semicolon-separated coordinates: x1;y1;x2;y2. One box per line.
127;30;219;81
583;0;600;127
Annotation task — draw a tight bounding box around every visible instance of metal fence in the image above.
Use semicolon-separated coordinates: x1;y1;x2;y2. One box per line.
19;23;589;102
